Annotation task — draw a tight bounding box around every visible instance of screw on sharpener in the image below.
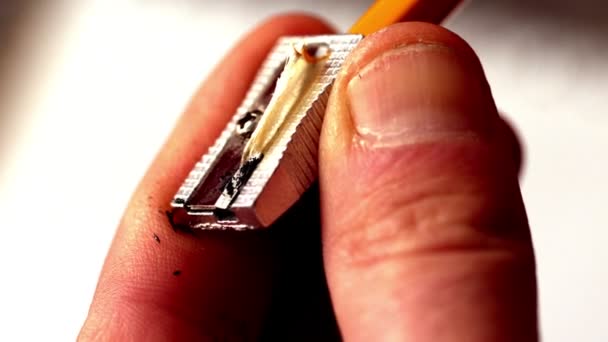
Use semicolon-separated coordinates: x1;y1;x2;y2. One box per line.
169;35;363;230
235;109;262;138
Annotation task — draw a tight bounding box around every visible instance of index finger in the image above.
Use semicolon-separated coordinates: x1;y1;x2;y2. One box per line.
79;14;334;341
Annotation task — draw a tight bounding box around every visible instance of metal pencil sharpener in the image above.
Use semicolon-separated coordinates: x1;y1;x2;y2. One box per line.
170;34;362;230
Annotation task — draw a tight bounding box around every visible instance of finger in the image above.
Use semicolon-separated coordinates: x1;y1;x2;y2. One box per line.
320;23;537;342
79;14;334;341
499;115;525;175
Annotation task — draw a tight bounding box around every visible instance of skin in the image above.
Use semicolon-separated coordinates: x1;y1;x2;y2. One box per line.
79;14;537;341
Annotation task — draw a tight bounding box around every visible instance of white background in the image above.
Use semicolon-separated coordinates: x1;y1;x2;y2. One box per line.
1;0;607;340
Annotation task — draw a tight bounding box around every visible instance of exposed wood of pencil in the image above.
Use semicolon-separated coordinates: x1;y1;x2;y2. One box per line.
241;50;325;163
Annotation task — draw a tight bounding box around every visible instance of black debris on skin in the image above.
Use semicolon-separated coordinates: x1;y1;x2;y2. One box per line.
165;210;194;234
153;233;160;244
172;270;181;276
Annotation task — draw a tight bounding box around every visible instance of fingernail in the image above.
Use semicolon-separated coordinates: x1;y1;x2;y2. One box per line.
347;43;492;147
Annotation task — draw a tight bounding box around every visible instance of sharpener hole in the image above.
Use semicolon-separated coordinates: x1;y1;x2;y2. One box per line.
213;208;237;223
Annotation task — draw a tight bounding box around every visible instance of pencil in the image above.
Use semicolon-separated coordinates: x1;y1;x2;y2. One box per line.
220;0;464;209
241;0;463;163
350;0;463;35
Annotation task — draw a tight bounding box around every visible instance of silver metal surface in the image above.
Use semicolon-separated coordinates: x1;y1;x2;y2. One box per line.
171;34;362;230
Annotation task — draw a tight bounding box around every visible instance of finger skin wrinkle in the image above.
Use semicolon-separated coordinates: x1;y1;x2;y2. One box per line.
327;186;533;271
325;137;528;265
330;217;534;271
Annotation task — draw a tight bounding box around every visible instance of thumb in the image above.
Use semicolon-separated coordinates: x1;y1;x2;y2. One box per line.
319;23;537;342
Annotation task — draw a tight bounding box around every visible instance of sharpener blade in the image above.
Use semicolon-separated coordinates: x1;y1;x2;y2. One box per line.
170;34;362;230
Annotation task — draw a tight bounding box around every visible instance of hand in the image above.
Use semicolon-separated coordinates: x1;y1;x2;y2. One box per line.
79;14;537;341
